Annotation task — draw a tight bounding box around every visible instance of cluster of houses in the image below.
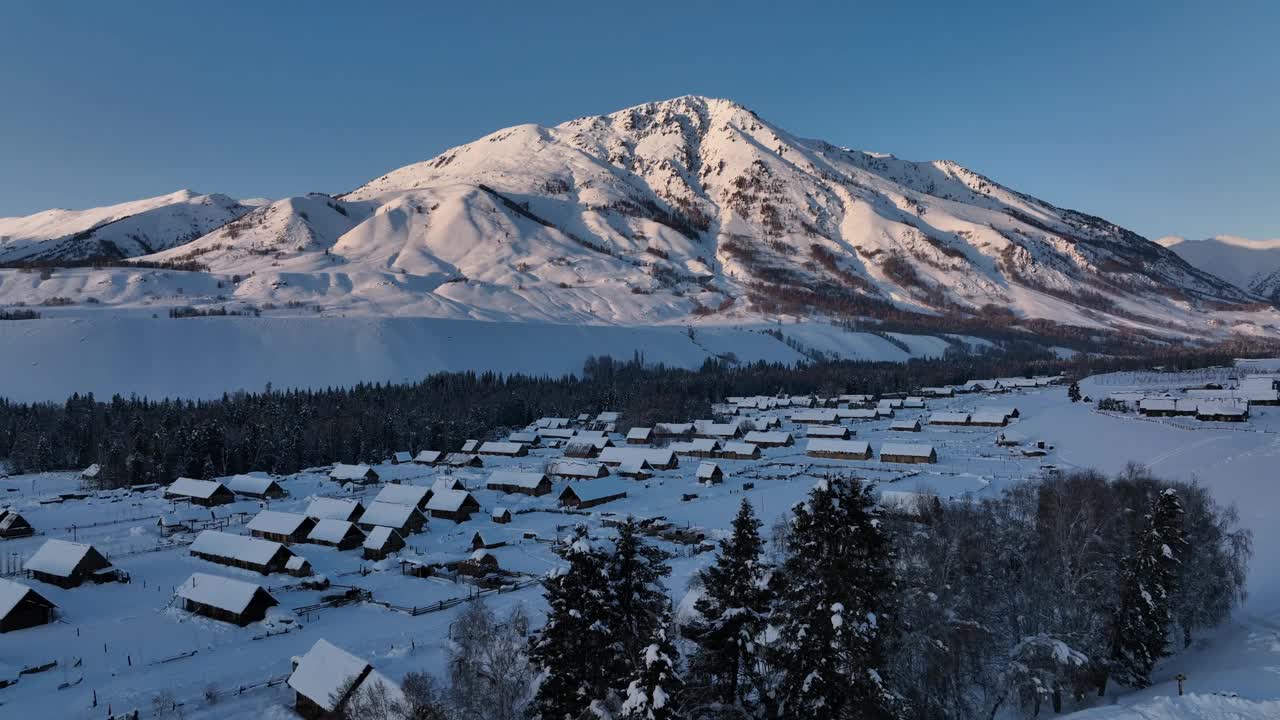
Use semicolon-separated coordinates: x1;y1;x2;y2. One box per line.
1113;374;1280;423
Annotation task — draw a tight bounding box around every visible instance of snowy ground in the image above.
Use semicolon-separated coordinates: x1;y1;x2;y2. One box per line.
0;314;996;402
1;378;1279;718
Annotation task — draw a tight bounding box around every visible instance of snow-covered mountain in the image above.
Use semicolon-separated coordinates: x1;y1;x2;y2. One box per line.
0;190;260;263
4;97;1277;340
1158;235;1280;304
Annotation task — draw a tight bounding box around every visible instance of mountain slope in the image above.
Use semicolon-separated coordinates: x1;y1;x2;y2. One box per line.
1158;235;1280;304
0;190;260;263
9;96;1279;340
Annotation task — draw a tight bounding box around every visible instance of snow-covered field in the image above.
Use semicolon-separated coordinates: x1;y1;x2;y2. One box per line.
2;378;1280;718
0;314;989;402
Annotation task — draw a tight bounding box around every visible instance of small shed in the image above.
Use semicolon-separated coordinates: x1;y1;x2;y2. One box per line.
175;573;277;626
308;519;367;551
248;511;317;544
390;451;413;465
165;478;236;507
289;640;404;720
890;419;922;432
305;497;364;523
23;539;113;588
226;474;287;499
329;464;379;485
559;478;629;509
805;439;872;460
0;511;35;539
442;453;484;468
358;502;427;535
696;462;725;484
362;526;405;561
0;578;56;633
879;442;938;464
80;463;102;486
486;471;553;496
616;459;654;480
491;507;512;524
426;489;481;523
285;556;313;578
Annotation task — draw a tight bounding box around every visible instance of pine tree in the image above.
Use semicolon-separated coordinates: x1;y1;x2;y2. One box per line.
1110;489;1186;687
686;499;772;715
621;628;685;720
607;518;676;681
770;477;898;720
528;528;615;720
1068;381;1082;402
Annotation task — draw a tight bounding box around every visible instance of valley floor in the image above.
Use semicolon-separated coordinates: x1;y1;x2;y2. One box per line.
0;376;1277;718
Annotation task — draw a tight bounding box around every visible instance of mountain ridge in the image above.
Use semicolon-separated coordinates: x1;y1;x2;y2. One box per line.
1;96;1276;343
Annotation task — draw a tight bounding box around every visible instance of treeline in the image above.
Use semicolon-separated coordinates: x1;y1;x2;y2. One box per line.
0;345;1242;486
328;468;1249;720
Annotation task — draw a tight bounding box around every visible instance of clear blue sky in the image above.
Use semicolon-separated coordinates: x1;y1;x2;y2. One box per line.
1;1;1275;240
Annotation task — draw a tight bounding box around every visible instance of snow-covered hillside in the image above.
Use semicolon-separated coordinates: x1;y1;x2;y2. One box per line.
0;189;259;263
4;97;1278;341
1159;235;1280;304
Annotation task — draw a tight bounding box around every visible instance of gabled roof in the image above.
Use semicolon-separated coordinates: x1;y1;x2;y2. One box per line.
929;412;971;424
880;442;936;458
969;410;1009;424
191;530;289;566
561;477;630;503
479;441;524;454
744;430;792;444
166;477;228;500
392;451;412;463
226;474;282;496
305;497;363;521
551;461;607;478
23;539;108;578
805;425;848;438
486;471;550;490
176;572;275;614
0;577;54;618
373;484;430;508
360;502;423;528
329;464;374;481
413;450;443;463
805;439;871;455
721;441;758;455
309;519;364;545
626;427;653;440
426;489;477;513
288;639;371;712
696;462;722;479
598;447;675;466
247;511;312;537
363;525;402;550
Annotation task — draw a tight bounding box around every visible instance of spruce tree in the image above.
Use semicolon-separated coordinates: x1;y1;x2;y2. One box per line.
528;528;615;720
1068;381;1082;402
686;499;772;714
607;518;676;681
770;477;898;720
621;628;685;720
1110;489;1186;687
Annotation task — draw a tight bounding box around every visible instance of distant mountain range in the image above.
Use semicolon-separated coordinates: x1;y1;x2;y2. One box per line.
1158;235;1280;305
1;96;1276;343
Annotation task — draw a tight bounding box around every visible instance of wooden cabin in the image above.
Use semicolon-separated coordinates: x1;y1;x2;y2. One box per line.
165;478;236;507
308;519;367;551
478;441;528;457
879;443;938;464
23;539;113;589
289;639;402;720
176;573;277;626
491;507;512;524
358;502;427;536
247;511;316;544
696;462;724;484
559;478;629;509
189;530;295;575
329;464;380;485
362;526;405;561
372;484;432;512
805;439;872;461
304;497;364;523
485;471;552;496
626;427;653;444
226;474;287;499
426;489;481;523
0;510;35;539
0;578;56;633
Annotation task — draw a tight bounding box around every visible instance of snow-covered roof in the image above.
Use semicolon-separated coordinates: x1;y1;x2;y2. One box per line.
805;439;871;455
562;477;630;503
461;439;479;452
329;464;374;481
305;497;362;521
721;441;758;456
1139;397;1177;411
596;411;620;423
805;425;849;438
81;463;101;478
836;408;878;419
363;525;401;550
598;447;675;466
889;419;920;430
373;484;430;508
696;462;722;479
288;639;372;712
626;427;653;440
360;501;422;528
509;431;539;444
431;477;464;494
226;474;280;496
929;412;971;424
880;442;935;458
242;510;307;536
285;556;308;571
176;573;273;614
1197;401;1248;416
166;477;228;500
413;450;442;463
309;519;363;545
190;530;288;566
426;489;476;513
670;439;721;453
743;431;792;444
23;539;106;578
551;461;606;478
969;410;1010;424
792;409;839;423
0;577;52;618
654;422;694;434
392;451;412;463
479;441;524;455
486;471;549;490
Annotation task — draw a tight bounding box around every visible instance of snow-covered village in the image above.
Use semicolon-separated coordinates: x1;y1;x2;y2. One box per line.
4;4;1280;719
